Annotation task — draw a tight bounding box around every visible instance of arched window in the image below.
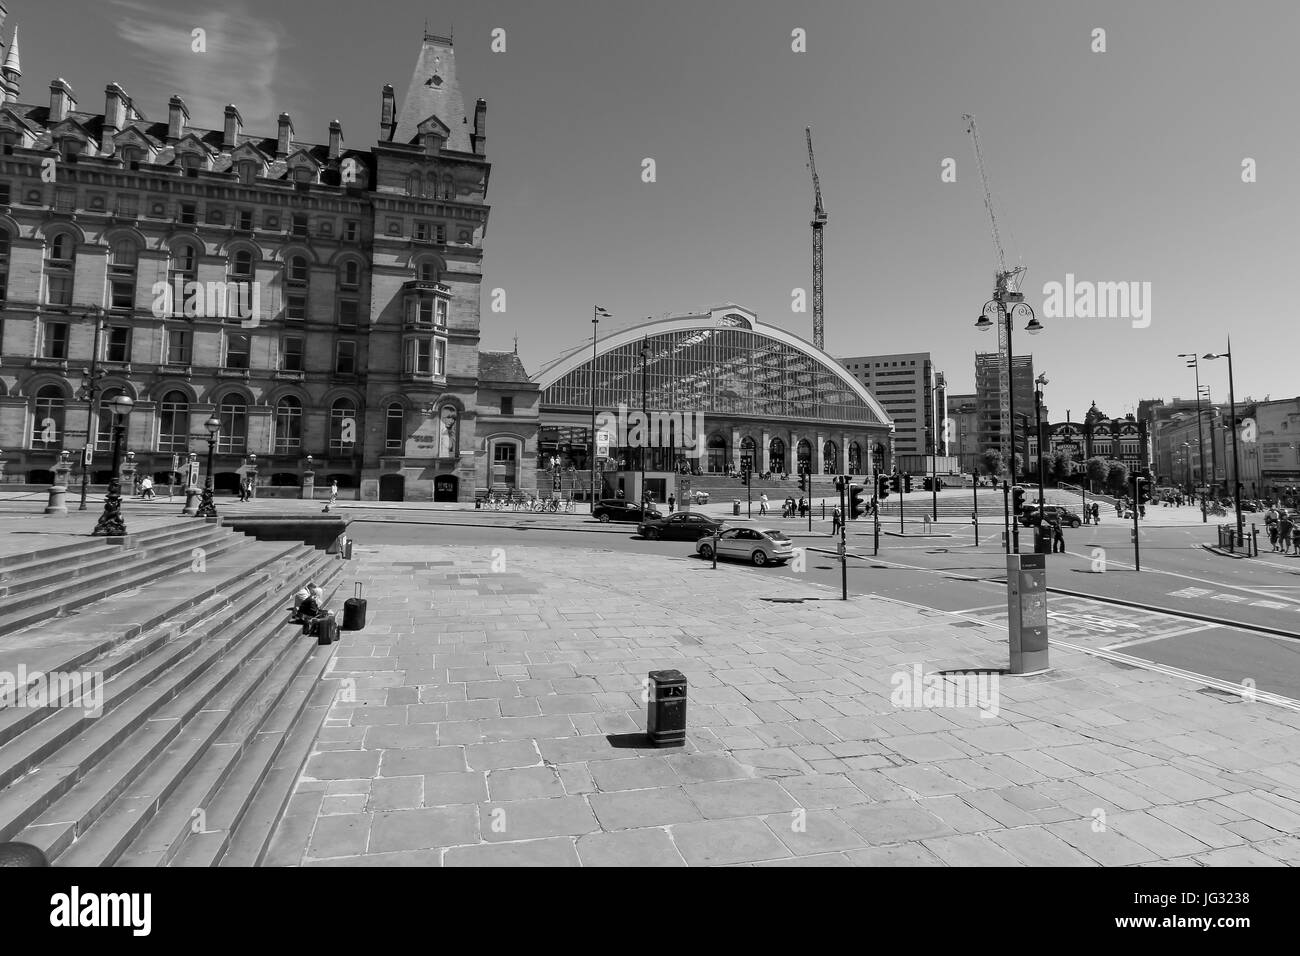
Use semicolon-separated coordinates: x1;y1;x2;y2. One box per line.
740;436;756;472
848;441;862;474
285;255;308;321
97;388;127;448
385;403;404;450
769;437;787;474
0;226;9;308
406;172;422;197
107;239;138;311
441;174;454;200
417;260;438;282
217;393;247;454
797;439;812;471
707;435;727;474
45;232;75;306
822;440;839;474
274;396;302;453
330;398;357;454
230;249;254;280
32;385;66;449
341;260;360;289
158;390;189;452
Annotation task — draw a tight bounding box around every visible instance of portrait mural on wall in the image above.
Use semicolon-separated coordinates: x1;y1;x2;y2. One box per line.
437;404;459;459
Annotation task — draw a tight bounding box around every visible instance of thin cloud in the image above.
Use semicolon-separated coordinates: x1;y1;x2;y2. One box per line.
107;0;287;133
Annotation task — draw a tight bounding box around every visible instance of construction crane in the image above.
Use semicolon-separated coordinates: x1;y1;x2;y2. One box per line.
805;126;827;351
963;113;1024;463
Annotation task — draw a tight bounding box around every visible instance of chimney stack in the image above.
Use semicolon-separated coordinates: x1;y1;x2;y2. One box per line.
103;83;129;131
276;112;293;158
473;98;487;156
49;78;76;123
166;94;189;142
223;105;243;149
379;84;395;141
328;119;343;160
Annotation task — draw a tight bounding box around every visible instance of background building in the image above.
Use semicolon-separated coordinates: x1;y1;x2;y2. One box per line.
945;391;980;473
838;351;943;460
975;352;1034;468
0;21;531;502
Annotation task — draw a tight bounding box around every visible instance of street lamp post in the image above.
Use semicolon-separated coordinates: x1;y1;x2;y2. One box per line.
1034;373;1048;512
77;309;108;511
1203;342;1243;546
930;371;945;521
1179;353;1209;504
92;394;134;536
196;416;221;518
977;286;1042;554
589;306;610;512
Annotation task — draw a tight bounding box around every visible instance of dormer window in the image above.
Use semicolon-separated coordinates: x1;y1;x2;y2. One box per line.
60;139;82;163
292;165;313;185
237;160;258;185
119;145;142;166
179;152;203;175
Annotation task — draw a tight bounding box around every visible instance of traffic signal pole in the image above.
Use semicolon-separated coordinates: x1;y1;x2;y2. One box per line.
972;470;979;545
1131;475;1142;571
839;479;848;601
899;473;904;535
1002;480;1010;555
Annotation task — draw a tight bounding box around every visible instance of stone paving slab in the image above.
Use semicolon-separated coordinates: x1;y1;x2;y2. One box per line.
263;543;1300;866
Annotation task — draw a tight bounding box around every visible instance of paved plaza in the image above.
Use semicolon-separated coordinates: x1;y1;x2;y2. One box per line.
264;542;1300;866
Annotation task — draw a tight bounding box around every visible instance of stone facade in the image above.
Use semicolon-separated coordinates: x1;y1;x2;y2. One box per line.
0;16;526;502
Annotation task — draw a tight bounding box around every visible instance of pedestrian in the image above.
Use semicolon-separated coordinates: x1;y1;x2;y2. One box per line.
832;505;843;535
759;493;768;516
1292;522;1300;557
323;479;338;513
1092;502;1100;524
798;496;807;518
1051;517;1066;553
141;475;154;500
668;494;676;513
1280;513;1293;555
1268;522;1280;552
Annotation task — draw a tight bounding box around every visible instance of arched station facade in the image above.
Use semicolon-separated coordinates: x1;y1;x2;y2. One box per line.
532;306;893;491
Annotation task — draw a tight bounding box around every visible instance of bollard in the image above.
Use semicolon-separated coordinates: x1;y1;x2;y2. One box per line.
646;669;687;747
733;499;740;516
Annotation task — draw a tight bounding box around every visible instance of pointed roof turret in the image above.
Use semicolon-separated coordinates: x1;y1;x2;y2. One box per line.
4;26;18;74
392;31;469;150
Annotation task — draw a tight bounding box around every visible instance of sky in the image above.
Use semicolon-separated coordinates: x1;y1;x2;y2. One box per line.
10;0;1299;419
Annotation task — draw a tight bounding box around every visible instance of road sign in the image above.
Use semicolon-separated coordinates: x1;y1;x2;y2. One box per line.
83;445;93;466
596;430;610;459
172;454;180;472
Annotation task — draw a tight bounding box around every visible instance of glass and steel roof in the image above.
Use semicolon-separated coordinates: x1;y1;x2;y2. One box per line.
536;309;890;426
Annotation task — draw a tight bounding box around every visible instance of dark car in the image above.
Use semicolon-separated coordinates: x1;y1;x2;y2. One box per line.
1020;504;1083;528
638;512;725;541
592;498;660;523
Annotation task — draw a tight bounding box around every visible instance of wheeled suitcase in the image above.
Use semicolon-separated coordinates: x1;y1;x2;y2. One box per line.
315;612;338;646
343;583;367;631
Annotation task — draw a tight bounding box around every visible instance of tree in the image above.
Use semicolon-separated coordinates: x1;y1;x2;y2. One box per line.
1050;451;1073;484
981;449;1005;478
1106;460;1130;495
1085;456;1108;489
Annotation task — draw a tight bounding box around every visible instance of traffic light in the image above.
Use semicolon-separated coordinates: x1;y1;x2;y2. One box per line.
798;469;808;493
849;483;868;519
1134;475;1151;504
877;474;890;499
1011;486;1025;516
740;469;749;486
889;473;901;493
903;473;913;494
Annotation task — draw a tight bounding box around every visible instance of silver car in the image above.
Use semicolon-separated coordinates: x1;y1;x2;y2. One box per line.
696;527;795;566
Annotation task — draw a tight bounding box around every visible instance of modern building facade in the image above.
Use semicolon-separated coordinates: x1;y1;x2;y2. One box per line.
945;391;980;473
0;16;533;501
838;351;944;459
535;305;894;494
974;352;1035;464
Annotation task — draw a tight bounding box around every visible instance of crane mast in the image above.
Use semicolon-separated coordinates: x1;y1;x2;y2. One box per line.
806;127;827;351
963;113;1023;463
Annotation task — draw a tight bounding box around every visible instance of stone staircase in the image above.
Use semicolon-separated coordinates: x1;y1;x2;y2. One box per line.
0;519;347;866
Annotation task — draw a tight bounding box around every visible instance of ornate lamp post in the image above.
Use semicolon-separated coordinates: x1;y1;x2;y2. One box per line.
1203;343;1242;546
1034;373;1049;512
76;309;108;511
92;394;134;536
976;290;1042;553
639;336;651;513
196;416;221;518
246;452;258;500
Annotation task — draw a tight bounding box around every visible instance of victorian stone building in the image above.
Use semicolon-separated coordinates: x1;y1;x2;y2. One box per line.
0;9;537;501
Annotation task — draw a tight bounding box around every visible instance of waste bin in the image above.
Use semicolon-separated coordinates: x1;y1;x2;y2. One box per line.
646;669;687;747
733;499;741;516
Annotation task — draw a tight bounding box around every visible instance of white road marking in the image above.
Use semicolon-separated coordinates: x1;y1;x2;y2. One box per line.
1104;624;1220;650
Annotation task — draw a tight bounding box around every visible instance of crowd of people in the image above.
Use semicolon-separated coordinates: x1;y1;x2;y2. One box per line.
1264;506;1300;555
